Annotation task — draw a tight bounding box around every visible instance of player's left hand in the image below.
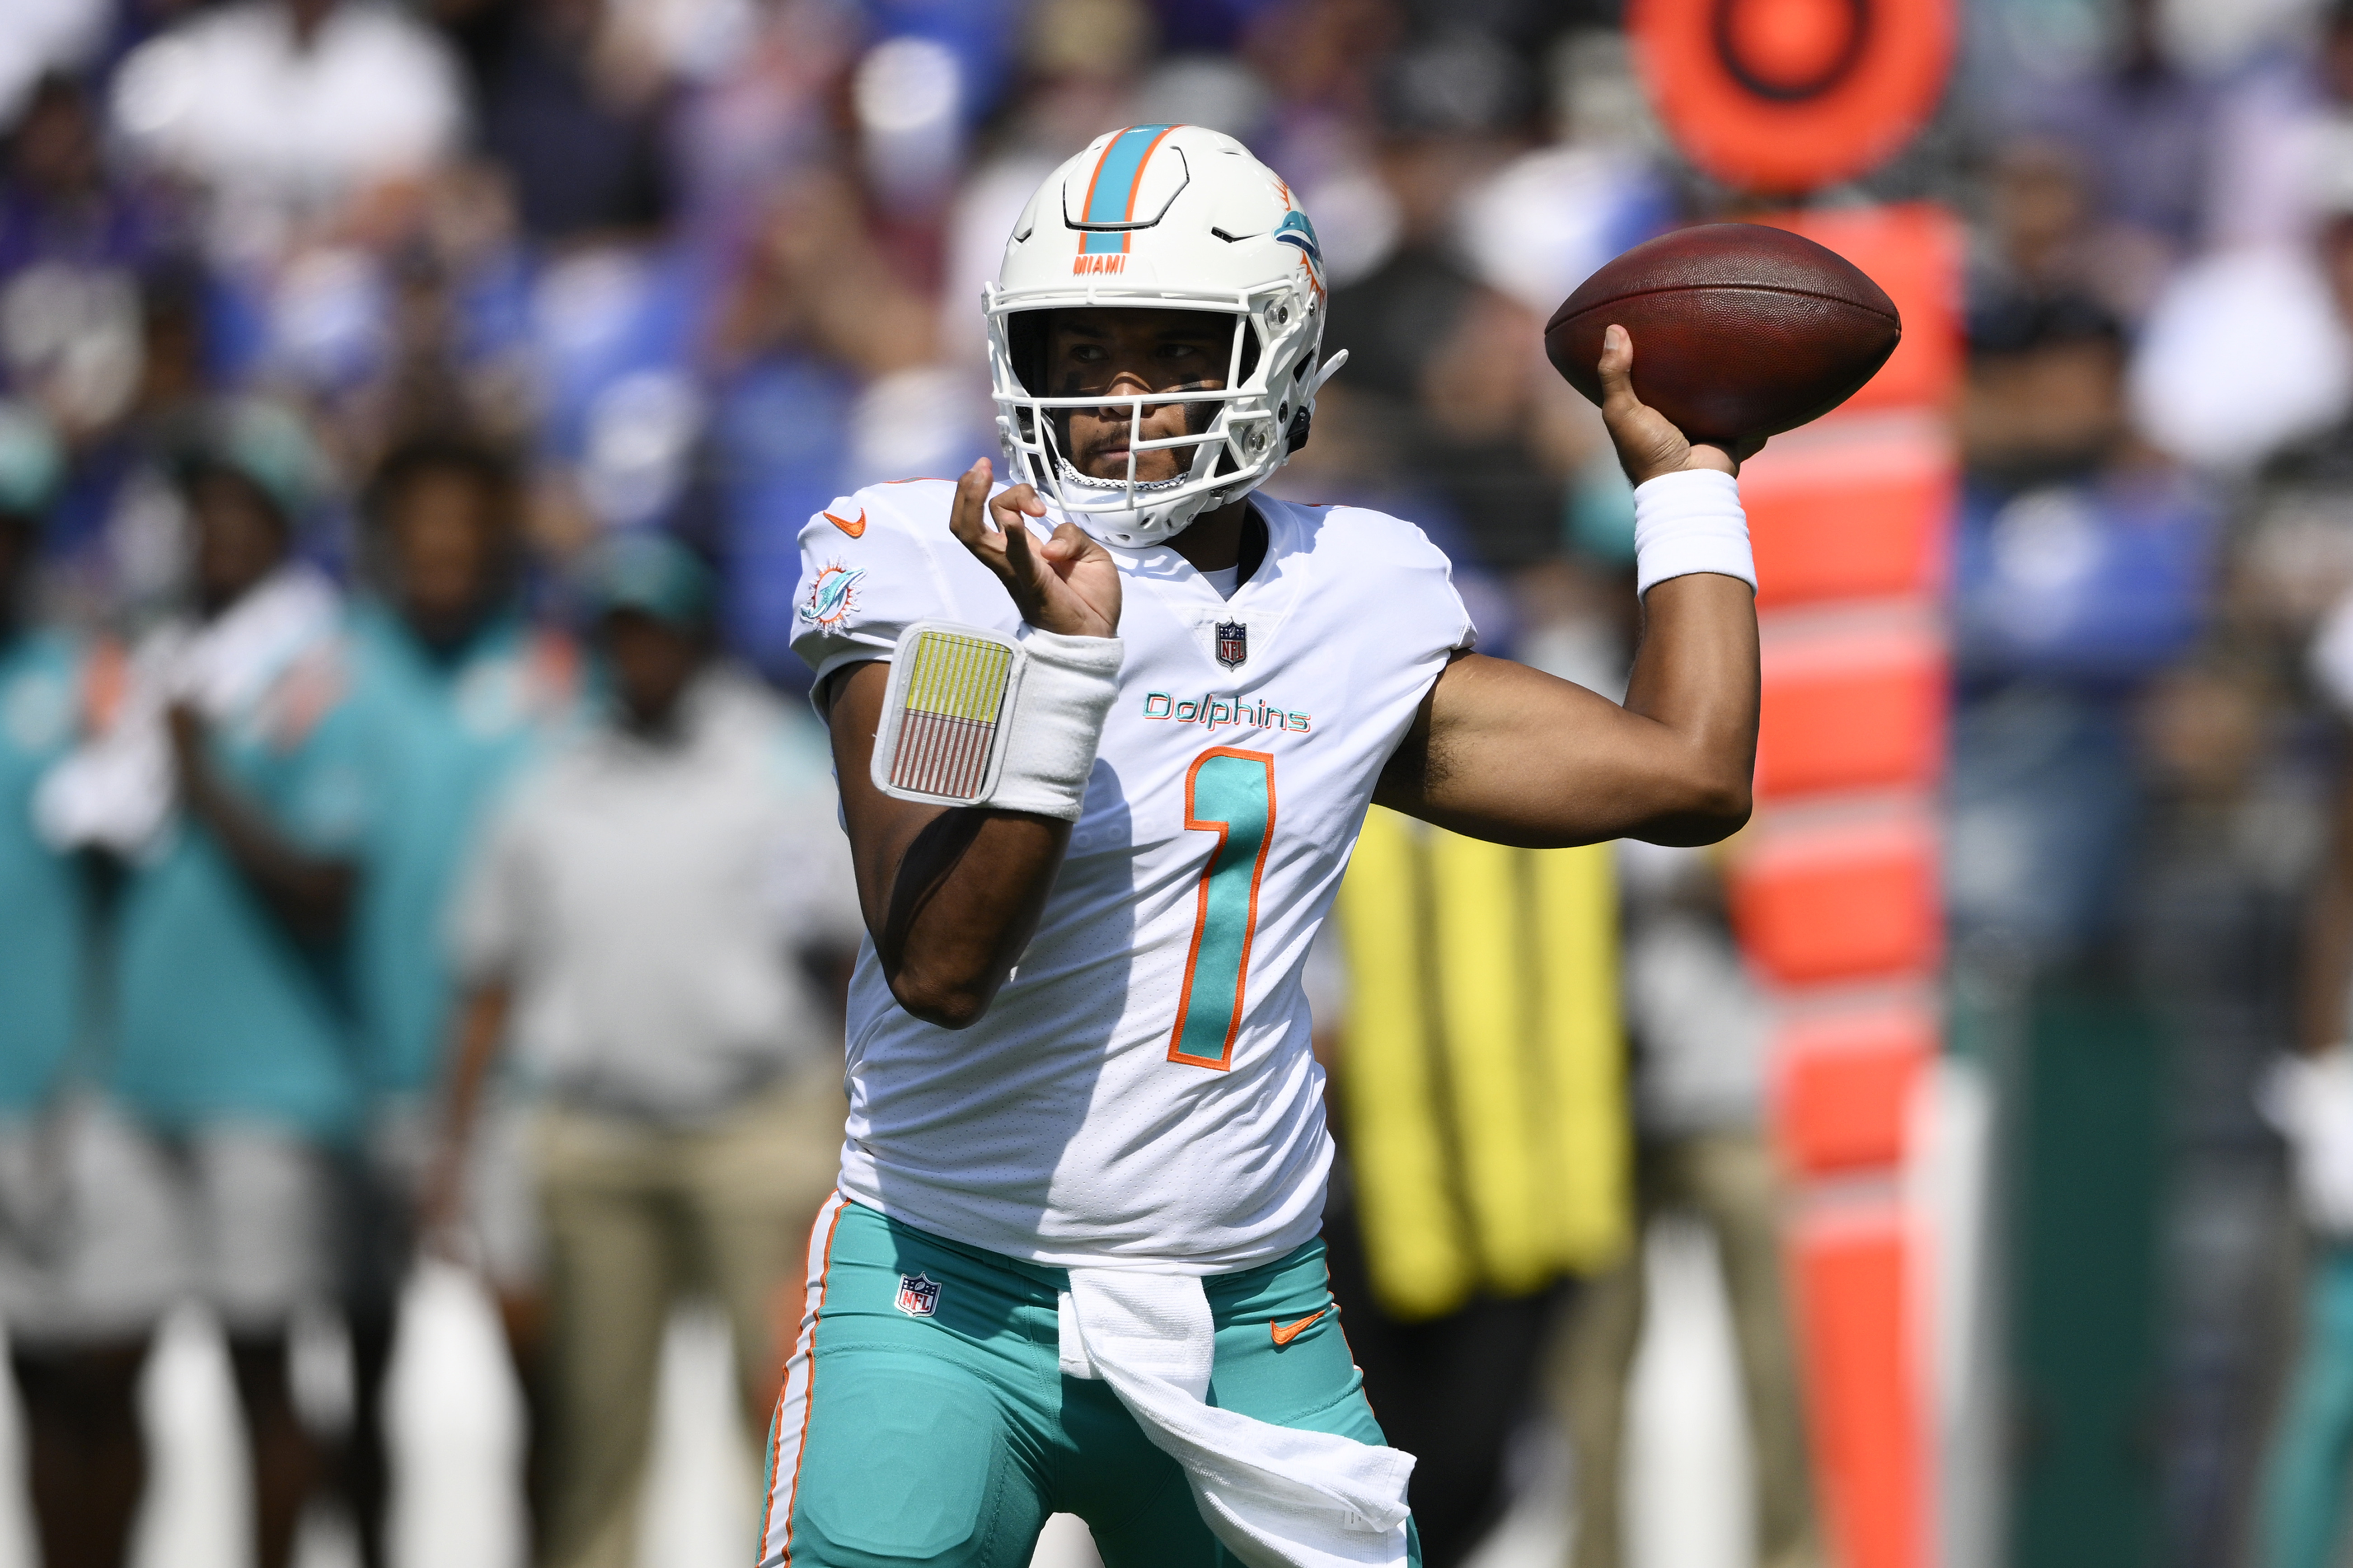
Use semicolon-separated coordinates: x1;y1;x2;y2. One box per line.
949;457;1122;638
1598;324;1767;485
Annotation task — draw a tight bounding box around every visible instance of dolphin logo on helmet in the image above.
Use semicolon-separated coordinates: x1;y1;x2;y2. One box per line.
983;125;1348;550
1272;211;1322;270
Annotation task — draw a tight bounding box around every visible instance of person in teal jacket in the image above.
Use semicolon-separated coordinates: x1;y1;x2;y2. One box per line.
0;404;148;1568
41;400;367;1568
337;432;575;1565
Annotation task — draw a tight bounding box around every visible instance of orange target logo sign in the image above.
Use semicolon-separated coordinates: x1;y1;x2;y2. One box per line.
1629;0;1954;194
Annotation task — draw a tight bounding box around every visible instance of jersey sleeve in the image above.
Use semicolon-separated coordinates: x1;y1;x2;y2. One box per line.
1322;502;1480;659
789;483;976;696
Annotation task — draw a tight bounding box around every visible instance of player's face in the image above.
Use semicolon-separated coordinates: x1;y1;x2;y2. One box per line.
0;515;31;622
388;468;503;647
603;608;703;731
188;470;289;615
1045;308;1232;484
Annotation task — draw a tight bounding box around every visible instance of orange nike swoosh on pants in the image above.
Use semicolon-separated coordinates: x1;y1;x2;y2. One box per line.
1269;1308;1326;1347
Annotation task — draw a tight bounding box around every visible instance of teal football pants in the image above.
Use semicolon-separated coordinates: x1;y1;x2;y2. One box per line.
756;1194;1419;1568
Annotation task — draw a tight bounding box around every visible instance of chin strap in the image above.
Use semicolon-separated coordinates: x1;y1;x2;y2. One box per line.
1055;456;1188;497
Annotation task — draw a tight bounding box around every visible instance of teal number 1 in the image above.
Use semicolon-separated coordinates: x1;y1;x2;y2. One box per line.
1167;748;1277;1070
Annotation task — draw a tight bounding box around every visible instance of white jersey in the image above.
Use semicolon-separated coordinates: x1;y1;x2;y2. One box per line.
793;480;1474;1272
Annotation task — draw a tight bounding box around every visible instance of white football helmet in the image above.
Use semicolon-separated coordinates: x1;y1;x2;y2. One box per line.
984;124;1346;548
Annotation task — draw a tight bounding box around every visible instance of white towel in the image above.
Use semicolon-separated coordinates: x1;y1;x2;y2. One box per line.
34;563;341;855
2261;1046;2353;1236
1058;1268;1414;1568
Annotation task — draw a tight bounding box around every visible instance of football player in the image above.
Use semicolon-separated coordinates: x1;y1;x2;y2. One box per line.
769;125;1760;1568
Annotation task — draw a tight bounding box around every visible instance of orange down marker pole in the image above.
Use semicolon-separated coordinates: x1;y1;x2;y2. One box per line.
1728;204;1963;1568
1621;1;1959;1554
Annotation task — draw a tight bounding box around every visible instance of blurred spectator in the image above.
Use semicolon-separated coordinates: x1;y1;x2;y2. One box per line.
1960;292;2131;494
2006;0;2211;261
1952;290;2218;963
42;258;218;619
1555;841;1819;1568
0;0;108;131
0;75;167;471
33;398;367;1568
2129;125;2353;474
0;73;170;281
442;0;676;245
670;0;856;248
0;407;74;1165
335;431;575;1566
2255;607;2353;1567
1321;30;1583;570
707;166;980;674
109;0;465;258
1968;136;2172;331
427;532;857;1568
2205;0;2353;253
1456;31;1669;324
313;175;538;460
0;403;149;1568
2128;649;2307;1564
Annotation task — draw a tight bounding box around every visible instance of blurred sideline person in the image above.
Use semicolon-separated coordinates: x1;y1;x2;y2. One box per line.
0;406;147;1568
2260;597;2353;1568
1553;841;1818;1568
33;400;370;1568
427;532;856;1568
108;0;465;236
336;433;577;1566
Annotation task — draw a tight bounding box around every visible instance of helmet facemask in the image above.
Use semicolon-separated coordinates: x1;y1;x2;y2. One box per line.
986;287;1333;548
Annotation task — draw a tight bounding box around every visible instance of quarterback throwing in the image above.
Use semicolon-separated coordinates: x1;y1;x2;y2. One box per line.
766;125;1760;1568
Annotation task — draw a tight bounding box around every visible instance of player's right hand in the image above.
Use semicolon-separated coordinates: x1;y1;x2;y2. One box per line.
949;458;1121;639
1597;324;1765;485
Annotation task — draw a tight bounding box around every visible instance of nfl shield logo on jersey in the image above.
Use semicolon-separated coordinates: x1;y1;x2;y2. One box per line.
1215;620;1248;670
895;1273;941;1318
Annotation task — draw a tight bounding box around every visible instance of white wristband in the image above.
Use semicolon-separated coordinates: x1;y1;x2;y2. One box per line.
992;627;1123;818
870;621;1122;820
1633;468;1755;597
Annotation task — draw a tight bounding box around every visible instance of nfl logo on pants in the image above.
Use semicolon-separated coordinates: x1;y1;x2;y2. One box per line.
895;1273;941;1318
1215;620;1247;670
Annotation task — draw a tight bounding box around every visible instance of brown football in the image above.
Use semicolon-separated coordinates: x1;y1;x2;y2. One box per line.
1544;223;1901;447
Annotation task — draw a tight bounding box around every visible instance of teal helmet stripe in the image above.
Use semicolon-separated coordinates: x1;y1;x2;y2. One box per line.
1078;124;1177;254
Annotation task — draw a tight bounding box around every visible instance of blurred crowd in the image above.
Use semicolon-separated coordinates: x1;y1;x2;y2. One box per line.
14;0;2353;1564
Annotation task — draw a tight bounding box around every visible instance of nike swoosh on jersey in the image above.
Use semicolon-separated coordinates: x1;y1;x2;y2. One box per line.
1269;1308;1326;1347
824;508;868;538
